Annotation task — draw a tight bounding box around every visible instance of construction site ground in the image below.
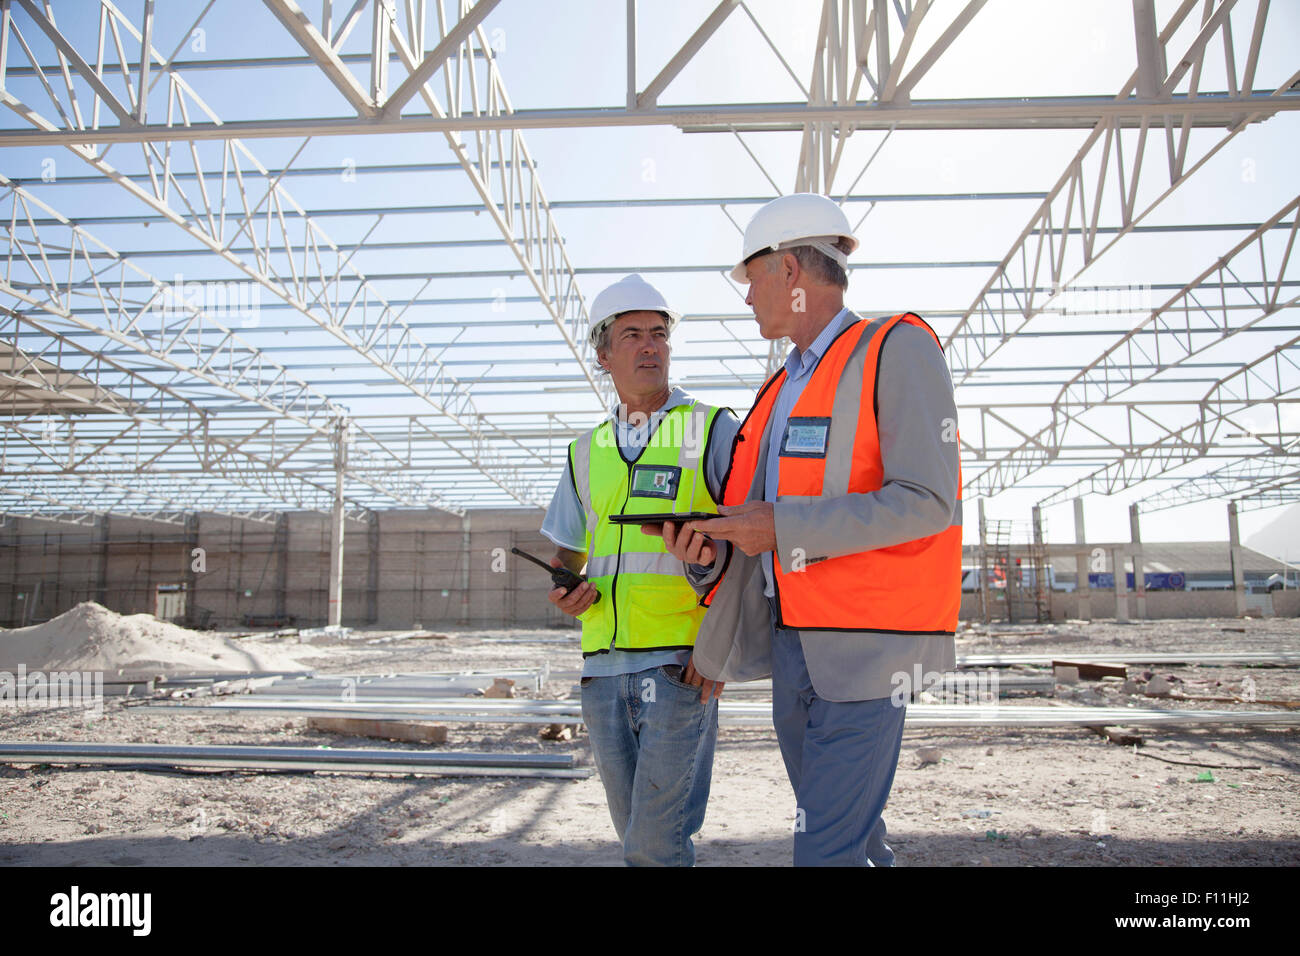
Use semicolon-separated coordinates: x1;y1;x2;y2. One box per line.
1;617;1297;867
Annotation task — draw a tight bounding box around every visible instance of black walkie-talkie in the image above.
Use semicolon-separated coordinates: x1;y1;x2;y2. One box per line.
511;547;601;604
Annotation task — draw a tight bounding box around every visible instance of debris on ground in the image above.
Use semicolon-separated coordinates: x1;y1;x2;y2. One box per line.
1089;726;1145;747
482;677;517;699
1053;660;1127;680
916;746;944;766
1053;665;1080;684
1143;675;1174;697
306;717;449;744
1;617;1296;866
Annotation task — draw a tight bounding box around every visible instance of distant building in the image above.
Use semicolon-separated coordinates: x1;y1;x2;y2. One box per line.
962;542;1300;593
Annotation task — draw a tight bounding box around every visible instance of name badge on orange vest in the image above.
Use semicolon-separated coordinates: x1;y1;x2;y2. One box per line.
780;417;831;458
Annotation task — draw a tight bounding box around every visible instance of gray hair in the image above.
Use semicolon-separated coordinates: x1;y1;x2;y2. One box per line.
766;237;853;290
594;322;612;377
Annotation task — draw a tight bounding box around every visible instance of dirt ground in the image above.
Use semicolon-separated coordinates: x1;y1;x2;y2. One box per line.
1;617;1297;866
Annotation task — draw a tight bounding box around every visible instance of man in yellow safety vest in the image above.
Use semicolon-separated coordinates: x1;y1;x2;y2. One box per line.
539;274;739;866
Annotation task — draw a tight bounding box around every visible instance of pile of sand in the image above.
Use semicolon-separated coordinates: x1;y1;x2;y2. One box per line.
0;602;306;679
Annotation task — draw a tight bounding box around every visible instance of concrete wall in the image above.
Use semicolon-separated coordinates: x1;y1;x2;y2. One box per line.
1269;591;1300;618
371;508;558;629
1143;591;1244;619
7;508;1295;630
1051;589;1255;620
0;515;191;625
959;587;1299;622
0;509;573;630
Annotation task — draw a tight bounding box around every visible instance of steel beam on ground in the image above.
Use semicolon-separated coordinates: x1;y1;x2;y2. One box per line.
0;741;591;778
893;706;1300;728
139;699;1300;729
255;669;548;696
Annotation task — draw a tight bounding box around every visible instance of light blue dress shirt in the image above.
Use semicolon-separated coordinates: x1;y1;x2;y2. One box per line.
761;308;855;598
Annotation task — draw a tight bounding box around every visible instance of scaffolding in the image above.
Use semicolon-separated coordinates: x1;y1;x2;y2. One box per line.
979;518;1050;625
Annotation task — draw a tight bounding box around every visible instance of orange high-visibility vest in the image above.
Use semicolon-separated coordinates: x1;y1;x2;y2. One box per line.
706;313;962;634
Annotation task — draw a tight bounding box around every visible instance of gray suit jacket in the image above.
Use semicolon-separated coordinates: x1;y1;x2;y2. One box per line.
690;316;959;702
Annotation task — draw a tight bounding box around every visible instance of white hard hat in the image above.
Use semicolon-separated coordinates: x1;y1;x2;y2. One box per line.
730;193;859;283
587;274;681;348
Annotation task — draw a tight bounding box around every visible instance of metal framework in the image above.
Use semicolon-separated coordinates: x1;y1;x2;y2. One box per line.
1135;454;1300;512
0;0;1296;538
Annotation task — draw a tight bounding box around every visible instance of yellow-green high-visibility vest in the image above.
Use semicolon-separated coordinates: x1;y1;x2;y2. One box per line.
570;402;723;657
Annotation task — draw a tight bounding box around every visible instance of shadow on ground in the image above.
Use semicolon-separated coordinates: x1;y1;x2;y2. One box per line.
4;831;1297;866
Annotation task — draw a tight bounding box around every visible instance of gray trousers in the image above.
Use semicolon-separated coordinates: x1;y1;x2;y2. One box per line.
770;621;907;866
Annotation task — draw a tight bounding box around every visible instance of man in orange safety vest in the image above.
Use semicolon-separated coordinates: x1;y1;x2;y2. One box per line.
652;193;962;866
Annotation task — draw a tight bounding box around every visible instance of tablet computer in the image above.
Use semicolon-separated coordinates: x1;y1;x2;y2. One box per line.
606;512;718;525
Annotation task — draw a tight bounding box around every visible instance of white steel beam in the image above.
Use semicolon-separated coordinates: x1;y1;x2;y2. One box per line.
0;178;461;514
381;0;500;117
795;0;987;194
0;4;552;506
1034;334;1300;509
1134;456;1299;512
944;0;1289;384
969;194;1300;497
1;94;1294;147
261;0;379;116
13;0;138;127
636;0;740;109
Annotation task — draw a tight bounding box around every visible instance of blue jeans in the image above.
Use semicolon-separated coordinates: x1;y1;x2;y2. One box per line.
771;624;907;866
580;664;719;866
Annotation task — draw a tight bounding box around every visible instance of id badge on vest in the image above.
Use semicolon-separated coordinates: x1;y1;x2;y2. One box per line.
779;417;831;458
629;463;681;499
